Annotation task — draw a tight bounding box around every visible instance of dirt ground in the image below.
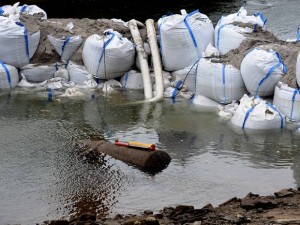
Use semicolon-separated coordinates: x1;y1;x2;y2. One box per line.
45;188;300;225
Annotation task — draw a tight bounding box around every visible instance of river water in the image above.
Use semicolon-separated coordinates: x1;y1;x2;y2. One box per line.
1;0;300;224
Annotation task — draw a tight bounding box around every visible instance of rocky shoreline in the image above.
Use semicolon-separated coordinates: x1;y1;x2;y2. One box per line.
44;188;300;225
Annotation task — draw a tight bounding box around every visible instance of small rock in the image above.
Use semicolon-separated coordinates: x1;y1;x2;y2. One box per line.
79;213;96;222
219;197;240;207
114;214;124;220
144;210;153;215
257;208;264;213
241;199;277;210
141;217;159;225
154;214;164;219
49;220;69;225
274;189;294;198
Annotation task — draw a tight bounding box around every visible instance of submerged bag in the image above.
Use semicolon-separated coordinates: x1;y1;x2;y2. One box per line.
82;30;135;79
120;70;144;90
273;82;300;121
0;62;19;90
231;95;284;130
241;48;287;97
0;17;40;68
158;10;214;71
196;58;247;104
172;62;199;92
48;35;83;61
20;64;57;82
67;61;90;84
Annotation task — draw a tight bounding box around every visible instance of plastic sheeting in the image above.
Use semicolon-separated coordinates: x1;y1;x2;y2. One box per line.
0;62;19;90
120;70;144;90
158;10;214;71
241;48;287;97
196;58;247;104
273;82;300;121
20;64;57;82
231;94;284;130
0;17;40;68
48;35;83;61
67;61;90;84
82;30;135;79
215;7;266;55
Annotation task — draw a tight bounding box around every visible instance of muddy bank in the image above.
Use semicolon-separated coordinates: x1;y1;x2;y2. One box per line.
45;188;300;225
219;28;300;88
20;15;147;65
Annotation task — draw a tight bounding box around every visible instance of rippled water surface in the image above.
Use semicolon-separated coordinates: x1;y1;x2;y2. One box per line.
1;0;300;224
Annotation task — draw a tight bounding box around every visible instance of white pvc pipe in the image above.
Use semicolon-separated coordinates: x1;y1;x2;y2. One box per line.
128;19;153;100
146;19;164;102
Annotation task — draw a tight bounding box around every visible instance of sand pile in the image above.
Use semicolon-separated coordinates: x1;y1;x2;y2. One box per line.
19;15;147;65
218;27;300;88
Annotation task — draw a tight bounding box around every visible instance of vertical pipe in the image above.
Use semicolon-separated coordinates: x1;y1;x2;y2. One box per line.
146;19;164;101
128;19;153;100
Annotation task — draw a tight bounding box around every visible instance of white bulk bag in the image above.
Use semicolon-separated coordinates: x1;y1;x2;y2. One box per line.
273;82;300;121
296;52;300;86
17;4;47;20
172;62;199;92
82;30;135;79
120;70;144;90
20;64;57;82
48;35;83;61
190;94;219;108
196;58;247;104
215;7;266;55
231;95;284;130
67;61;90;84
158;10;214;71
241;48;287;97
0;5;12;16
0;62;19;90
0;17;40;68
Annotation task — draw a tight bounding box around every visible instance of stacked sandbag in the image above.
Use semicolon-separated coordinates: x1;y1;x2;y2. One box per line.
120;70;144;90
48;35;83;61
231;95;284;130
17;4;47;20
0;62;19;90
196;58;247;104
20;64;57;82
0;5;12;16
0;17;40;68
215;7;266;55
158;10;214;71
67;61;90;85
82;29;135;79
273;82;300;121
171;62;199;92
241;48;287;97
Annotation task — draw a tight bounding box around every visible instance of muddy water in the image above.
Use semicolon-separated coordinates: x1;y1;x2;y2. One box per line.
1;0;300;224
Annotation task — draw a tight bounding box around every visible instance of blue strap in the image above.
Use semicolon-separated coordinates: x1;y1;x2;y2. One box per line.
48;89;53;101
172;80;183;103
291;88;300;119
96;31;115;77
15;22;30;62
297;28;300;42
255;51;287;95
184;10;200;59
0;62;12;90
216;24;227;49
253;12;267;29
266;103;284;129
221;64;227;103
123;72;129;89
0;7;4;15
20;5;27;13
242;105;257;129
61;36;71;59
189;93;195;104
